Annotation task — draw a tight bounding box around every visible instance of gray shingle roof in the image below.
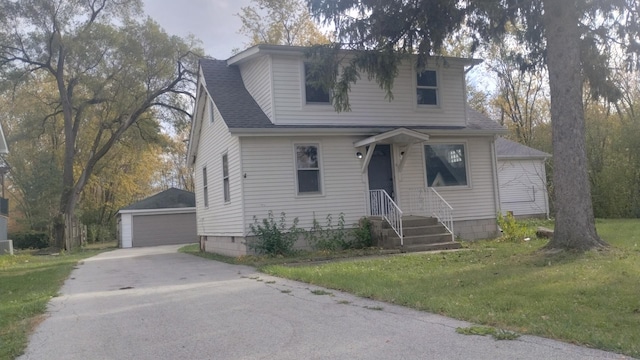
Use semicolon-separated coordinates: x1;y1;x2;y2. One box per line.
495;137;551;159
120;188;195;211
199;58;505;133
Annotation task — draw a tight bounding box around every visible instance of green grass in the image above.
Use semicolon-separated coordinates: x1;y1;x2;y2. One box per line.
0;247;111;360
262;219;640;358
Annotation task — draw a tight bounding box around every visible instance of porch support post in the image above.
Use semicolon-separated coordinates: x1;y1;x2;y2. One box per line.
360;143;376;173
397;145;411;172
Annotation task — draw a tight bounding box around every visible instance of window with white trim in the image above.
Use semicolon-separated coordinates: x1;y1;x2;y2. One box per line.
304;63;330;104
425;144;468;187
416;70;438;106
222;153;230;203
295;144;321;194
202;167;209;207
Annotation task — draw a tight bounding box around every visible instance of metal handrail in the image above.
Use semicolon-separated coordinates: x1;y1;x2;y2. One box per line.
408;188;454;241
368;190;403;245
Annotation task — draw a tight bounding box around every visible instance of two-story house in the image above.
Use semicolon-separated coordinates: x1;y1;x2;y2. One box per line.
187;44;506;256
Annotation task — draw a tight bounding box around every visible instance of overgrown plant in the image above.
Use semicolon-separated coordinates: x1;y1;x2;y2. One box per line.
248;211;301;256
350;217;373;249
306;213;349;251
497;212;531;242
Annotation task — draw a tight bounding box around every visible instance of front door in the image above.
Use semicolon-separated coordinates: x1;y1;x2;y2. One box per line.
367;144;394;199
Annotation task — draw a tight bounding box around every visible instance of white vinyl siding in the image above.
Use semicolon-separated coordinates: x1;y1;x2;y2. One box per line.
271;54;467;127
398;137;498;221
120;213;133;248
194;100;244;236
239;55;274;121
241;136;366;234
498;159;549;217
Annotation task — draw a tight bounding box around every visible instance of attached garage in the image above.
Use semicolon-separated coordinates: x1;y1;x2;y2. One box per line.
118;188;197;248
496;138;551;218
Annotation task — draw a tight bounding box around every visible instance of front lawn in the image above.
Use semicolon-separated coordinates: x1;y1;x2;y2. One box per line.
0;247;111;360
263;219;640;358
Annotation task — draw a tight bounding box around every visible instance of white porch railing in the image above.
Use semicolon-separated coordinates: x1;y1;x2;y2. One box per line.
407;188;454;241
367;190;404;245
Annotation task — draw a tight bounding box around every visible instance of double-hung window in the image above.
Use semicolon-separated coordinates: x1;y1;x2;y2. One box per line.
425;144;468;187
416;70;438;106
202;167;209;207
222;154;230;203
295;144;321;194
304;63;330;104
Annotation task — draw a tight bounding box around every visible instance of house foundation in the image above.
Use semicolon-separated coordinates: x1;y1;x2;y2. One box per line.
454;218;499;240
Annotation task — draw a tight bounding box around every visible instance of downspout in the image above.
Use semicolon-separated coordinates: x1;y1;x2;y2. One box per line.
490;135;502;226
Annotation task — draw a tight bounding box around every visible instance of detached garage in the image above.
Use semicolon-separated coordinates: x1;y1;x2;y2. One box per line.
117;188;197;248
496;138;551;218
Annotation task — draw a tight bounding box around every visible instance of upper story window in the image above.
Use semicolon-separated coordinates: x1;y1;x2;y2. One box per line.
208;98;215;123
417;70;438;106
425;144;468;187
304;63;330;104
295;144;322;194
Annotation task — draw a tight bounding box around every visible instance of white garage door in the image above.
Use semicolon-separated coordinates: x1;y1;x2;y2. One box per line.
132;213;197;247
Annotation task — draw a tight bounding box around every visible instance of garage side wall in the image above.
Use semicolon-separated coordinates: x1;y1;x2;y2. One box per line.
120;213;133;248
498;159;549;217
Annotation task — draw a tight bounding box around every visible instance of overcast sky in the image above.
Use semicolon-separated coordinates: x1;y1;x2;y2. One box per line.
144;0;253;60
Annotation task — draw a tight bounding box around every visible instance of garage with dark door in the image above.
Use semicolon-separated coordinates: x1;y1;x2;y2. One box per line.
117;188;197;248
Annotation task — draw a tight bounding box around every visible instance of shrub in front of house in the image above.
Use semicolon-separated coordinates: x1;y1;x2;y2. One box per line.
10;232;50;249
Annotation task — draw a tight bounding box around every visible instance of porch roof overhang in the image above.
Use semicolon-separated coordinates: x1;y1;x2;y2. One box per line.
353;128;430;148
354;128;430;173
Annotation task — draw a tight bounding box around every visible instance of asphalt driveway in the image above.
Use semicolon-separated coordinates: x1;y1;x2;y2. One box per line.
19;245;629;360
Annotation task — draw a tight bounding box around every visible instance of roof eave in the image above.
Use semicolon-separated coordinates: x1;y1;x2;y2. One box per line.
227;44;483;67
229;127;506;137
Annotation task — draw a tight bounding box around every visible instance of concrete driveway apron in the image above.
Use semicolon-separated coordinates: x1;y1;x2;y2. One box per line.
19;245;630;360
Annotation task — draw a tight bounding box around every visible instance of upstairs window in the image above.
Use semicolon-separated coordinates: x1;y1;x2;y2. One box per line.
304;63;330;104
295;144;322;194
202;167;209;207
208;99;215;123
222;153;230;203
417;70;438;106
425;144;468;187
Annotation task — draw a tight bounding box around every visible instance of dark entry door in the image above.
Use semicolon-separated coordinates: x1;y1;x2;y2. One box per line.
367;144;394;198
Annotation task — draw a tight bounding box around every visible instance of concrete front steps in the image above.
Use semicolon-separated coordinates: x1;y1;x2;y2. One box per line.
370;216;461;252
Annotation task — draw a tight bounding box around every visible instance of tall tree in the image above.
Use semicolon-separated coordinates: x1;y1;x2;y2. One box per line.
0;0;200;249
306;0;639;250
238;0;329;47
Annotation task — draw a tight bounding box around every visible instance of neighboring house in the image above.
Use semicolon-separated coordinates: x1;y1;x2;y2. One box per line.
496;138;551;218
117;188;197;248
187;44;507;256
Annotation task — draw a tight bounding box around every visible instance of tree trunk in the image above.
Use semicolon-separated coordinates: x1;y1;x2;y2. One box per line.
543;0;607;250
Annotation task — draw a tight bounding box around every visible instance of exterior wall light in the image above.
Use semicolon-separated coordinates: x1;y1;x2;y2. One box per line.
356;152;363;159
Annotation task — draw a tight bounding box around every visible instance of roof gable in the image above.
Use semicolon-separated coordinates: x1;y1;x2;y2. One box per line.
495;137;550;159
120;188;195;211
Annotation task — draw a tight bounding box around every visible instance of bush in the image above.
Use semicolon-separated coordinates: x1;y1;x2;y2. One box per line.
248;211;302;256
496;213;531;242
306;213;349;251
10;232;50;249
350;217;373;249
